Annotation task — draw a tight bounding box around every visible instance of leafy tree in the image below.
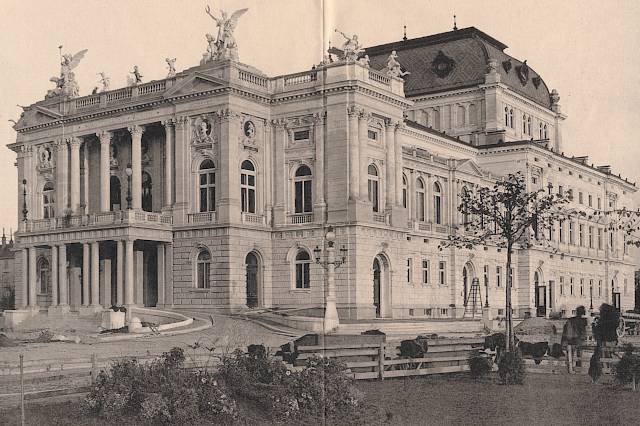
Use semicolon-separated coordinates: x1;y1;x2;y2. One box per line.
440;172;569;350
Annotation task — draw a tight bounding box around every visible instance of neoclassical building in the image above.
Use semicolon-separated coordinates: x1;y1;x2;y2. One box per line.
8;25;638;321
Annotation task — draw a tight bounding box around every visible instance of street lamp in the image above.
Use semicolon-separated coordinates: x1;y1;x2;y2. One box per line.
125;163;133;210
590;281;594;311
484;275;489;308
313;226;348;333
22;179;28;221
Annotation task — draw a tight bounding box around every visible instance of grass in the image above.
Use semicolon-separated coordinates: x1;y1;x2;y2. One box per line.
1;374;638;425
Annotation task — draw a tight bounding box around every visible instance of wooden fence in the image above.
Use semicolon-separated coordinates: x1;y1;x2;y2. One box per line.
292;337;484;380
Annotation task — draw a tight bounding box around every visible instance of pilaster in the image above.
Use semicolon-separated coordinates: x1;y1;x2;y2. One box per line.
162;119;174;210
313;112;327;222
173;116;189;225
54;139;69;216
272;118;287;225
128;126;143;210
68;137;81;214
217;108;242;224
98;131;111;212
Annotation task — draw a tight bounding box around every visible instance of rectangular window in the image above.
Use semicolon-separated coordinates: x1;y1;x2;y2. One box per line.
509;268;514;288
407;258;412;284
296;263;310;289
558;185;564;196
588;194;592;207
559;220;565;243
496;266;502;287
569;221;575;244
578;192;584;204
570;277;574;295
367;129;378;140
579;224;584;247
293;130;310;141
560;276;564;295
422;260;429;285
484;265;489;289
588;226;594;248
597;197;601;210
598;228;603;250
368;180;379;213
598;280;602;297
580;279;584;297
610;231;614;248
439;261;446;285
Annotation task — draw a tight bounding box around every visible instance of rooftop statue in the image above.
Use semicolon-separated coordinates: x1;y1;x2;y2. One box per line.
335;30;364;61
202;4;248;63
386;50;410;78
46;49;88;99
127;66;143;86
98;72;110;92
166;58;177;78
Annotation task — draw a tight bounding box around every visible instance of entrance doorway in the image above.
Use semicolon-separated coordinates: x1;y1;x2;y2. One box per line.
110;176;121;211
373;259;381;318
535;271;546;317
142;172;153;212
246;252;259;308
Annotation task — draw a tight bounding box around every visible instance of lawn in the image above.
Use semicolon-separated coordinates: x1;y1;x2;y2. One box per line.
1;373;638;425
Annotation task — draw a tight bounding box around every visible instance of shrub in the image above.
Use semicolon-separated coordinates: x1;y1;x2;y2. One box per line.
0;287;15;311
549;311;564;320
84;347;238;424
498;350;526;385
614;344;640;390
469;353;491;379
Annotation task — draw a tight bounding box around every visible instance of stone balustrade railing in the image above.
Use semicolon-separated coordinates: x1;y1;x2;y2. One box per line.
237;69;268;88
241;212;265;225
288;213;314;224
187;211;217;224
283;71;318;86
137;80;167;96
20;210;172;233
367;68;391;86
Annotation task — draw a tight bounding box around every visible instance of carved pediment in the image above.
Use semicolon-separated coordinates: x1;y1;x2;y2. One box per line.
456;159;486;178
163;73;225;99
14;106;62;130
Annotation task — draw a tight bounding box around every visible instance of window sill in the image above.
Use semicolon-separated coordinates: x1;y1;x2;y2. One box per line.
289;288;311;293
187;288;213;292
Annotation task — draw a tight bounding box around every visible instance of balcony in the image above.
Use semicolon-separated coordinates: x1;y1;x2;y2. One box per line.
20;210;172;233
187;211;217;224
288;213;314;224
241;212;266;225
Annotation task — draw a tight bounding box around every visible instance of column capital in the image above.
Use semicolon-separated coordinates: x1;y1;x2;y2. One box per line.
312;111;326;126
67;136;81;148
216;108;242;123
161;118;175;129
270;118;286;128
127;125;144;137
97;130;112;144
174;115;189;130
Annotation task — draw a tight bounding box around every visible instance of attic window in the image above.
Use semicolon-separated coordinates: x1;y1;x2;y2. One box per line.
368;130;378;141
569;171;573;176
293;130;310;141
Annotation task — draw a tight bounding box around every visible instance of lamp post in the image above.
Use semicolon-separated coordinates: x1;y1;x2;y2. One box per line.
21;179;28;221
125;163;133;210
590;282;593;311
484;275;489;308
313;226;347;333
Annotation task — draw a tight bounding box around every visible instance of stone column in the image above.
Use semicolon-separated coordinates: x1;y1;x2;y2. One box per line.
55;139;69;216
162;120;174;209
124;239;134;306
173;116;189;224
157;245;165;307
100;258;112;307
313;113;326;220
82;144;89;214
347;107;359;200
98;131;111;212
217;110;241;223
263;121;273;225
129;126;143;210
272;119;286;224
385;120;396;209
90;241;100;307
21;248;28;309
58;244;68;308
50;245;58;307
358;110;369;201
116;240;124;305
28;247;37;310
165;243;173;307
134;250;144;305
82;243;90;306
69;137;81;214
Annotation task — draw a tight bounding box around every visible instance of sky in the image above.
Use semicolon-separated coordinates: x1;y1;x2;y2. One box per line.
1;0;639;235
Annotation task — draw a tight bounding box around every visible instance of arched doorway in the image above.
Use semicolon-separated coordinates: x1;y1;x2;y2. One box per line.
246;252;260;308
142;171;152;212
110;176;121;211
534;271;547;317
373;259;381;317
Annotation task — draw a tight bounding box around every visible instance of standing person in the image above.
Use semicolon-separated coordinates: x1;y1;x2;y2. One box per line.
562;306;587;373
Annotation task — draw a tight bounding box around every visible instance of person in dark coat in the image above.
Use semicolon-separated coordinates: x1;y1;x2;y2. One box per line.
561;306;587;373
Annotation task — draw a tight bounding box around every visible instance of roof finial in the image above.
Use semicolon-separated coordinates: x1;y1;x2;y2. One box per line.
453;14;458;31
403;25;407;41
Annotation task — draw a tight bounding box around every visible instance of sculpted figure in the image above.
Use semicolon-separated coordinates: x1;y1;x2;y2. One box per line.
166;58;177;77
130;66;143;85
335;29;364;61
386;50;410;78
359;54;371;67
204;5;248;61
98;72;110;92
47;49;88;99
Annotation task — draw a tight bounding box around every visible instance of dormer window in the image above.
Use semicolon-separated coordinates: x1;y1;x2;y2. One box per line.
293;130;310;141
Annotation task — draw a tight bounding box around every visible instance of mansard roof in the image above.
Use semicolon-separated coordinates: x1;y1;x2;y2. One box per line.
365;27;552;108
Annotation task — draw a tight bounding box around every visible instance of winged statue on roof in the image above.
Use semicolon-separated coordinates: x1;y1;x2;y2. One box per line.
46;49;88;99
203;5;248;62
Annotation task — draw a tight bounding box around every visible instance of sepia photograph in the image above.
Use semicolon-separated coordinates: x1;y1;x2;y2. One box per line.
1;0;640;424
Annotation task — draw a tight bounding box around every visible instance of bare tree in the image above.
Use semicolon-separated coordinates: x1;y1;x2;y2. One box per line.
440;172;570;350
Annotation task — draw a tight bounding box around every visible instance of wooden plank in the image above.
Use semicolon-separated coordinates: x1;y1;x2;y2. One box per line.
352;371;379;380
297;342;382;351
383;365;469;378
383;356;468;366
296;348;379;359
346;360;379;369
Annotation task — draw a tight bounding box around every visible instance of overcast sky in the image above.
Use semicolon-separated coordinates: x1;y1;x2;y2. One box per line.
1;0;639;234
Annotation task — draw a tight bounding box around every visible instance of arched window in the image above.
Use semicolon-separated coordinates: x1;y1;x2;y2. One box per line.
294;165;312;214
295;249;311;289
504;107;509;126
527;116;532;135
199;159;216;212
543;124;548;139
367;164;379;213
402;174;408;209
509;108;514;129
240;160;256;213
37;257;50;294
522;114;527;133
43;182;55;219
539;122;544;139
196;249;211;289
433;182;443;224
456;105;465;127
416;178;425;221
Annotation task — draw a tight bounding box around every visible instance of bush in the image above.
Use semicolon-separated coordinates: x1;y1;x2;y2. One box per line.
84;347;238;424
549;311;564;320
498;350;526;385
469;353;491;379
614;344;640;390
0;287;15;311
